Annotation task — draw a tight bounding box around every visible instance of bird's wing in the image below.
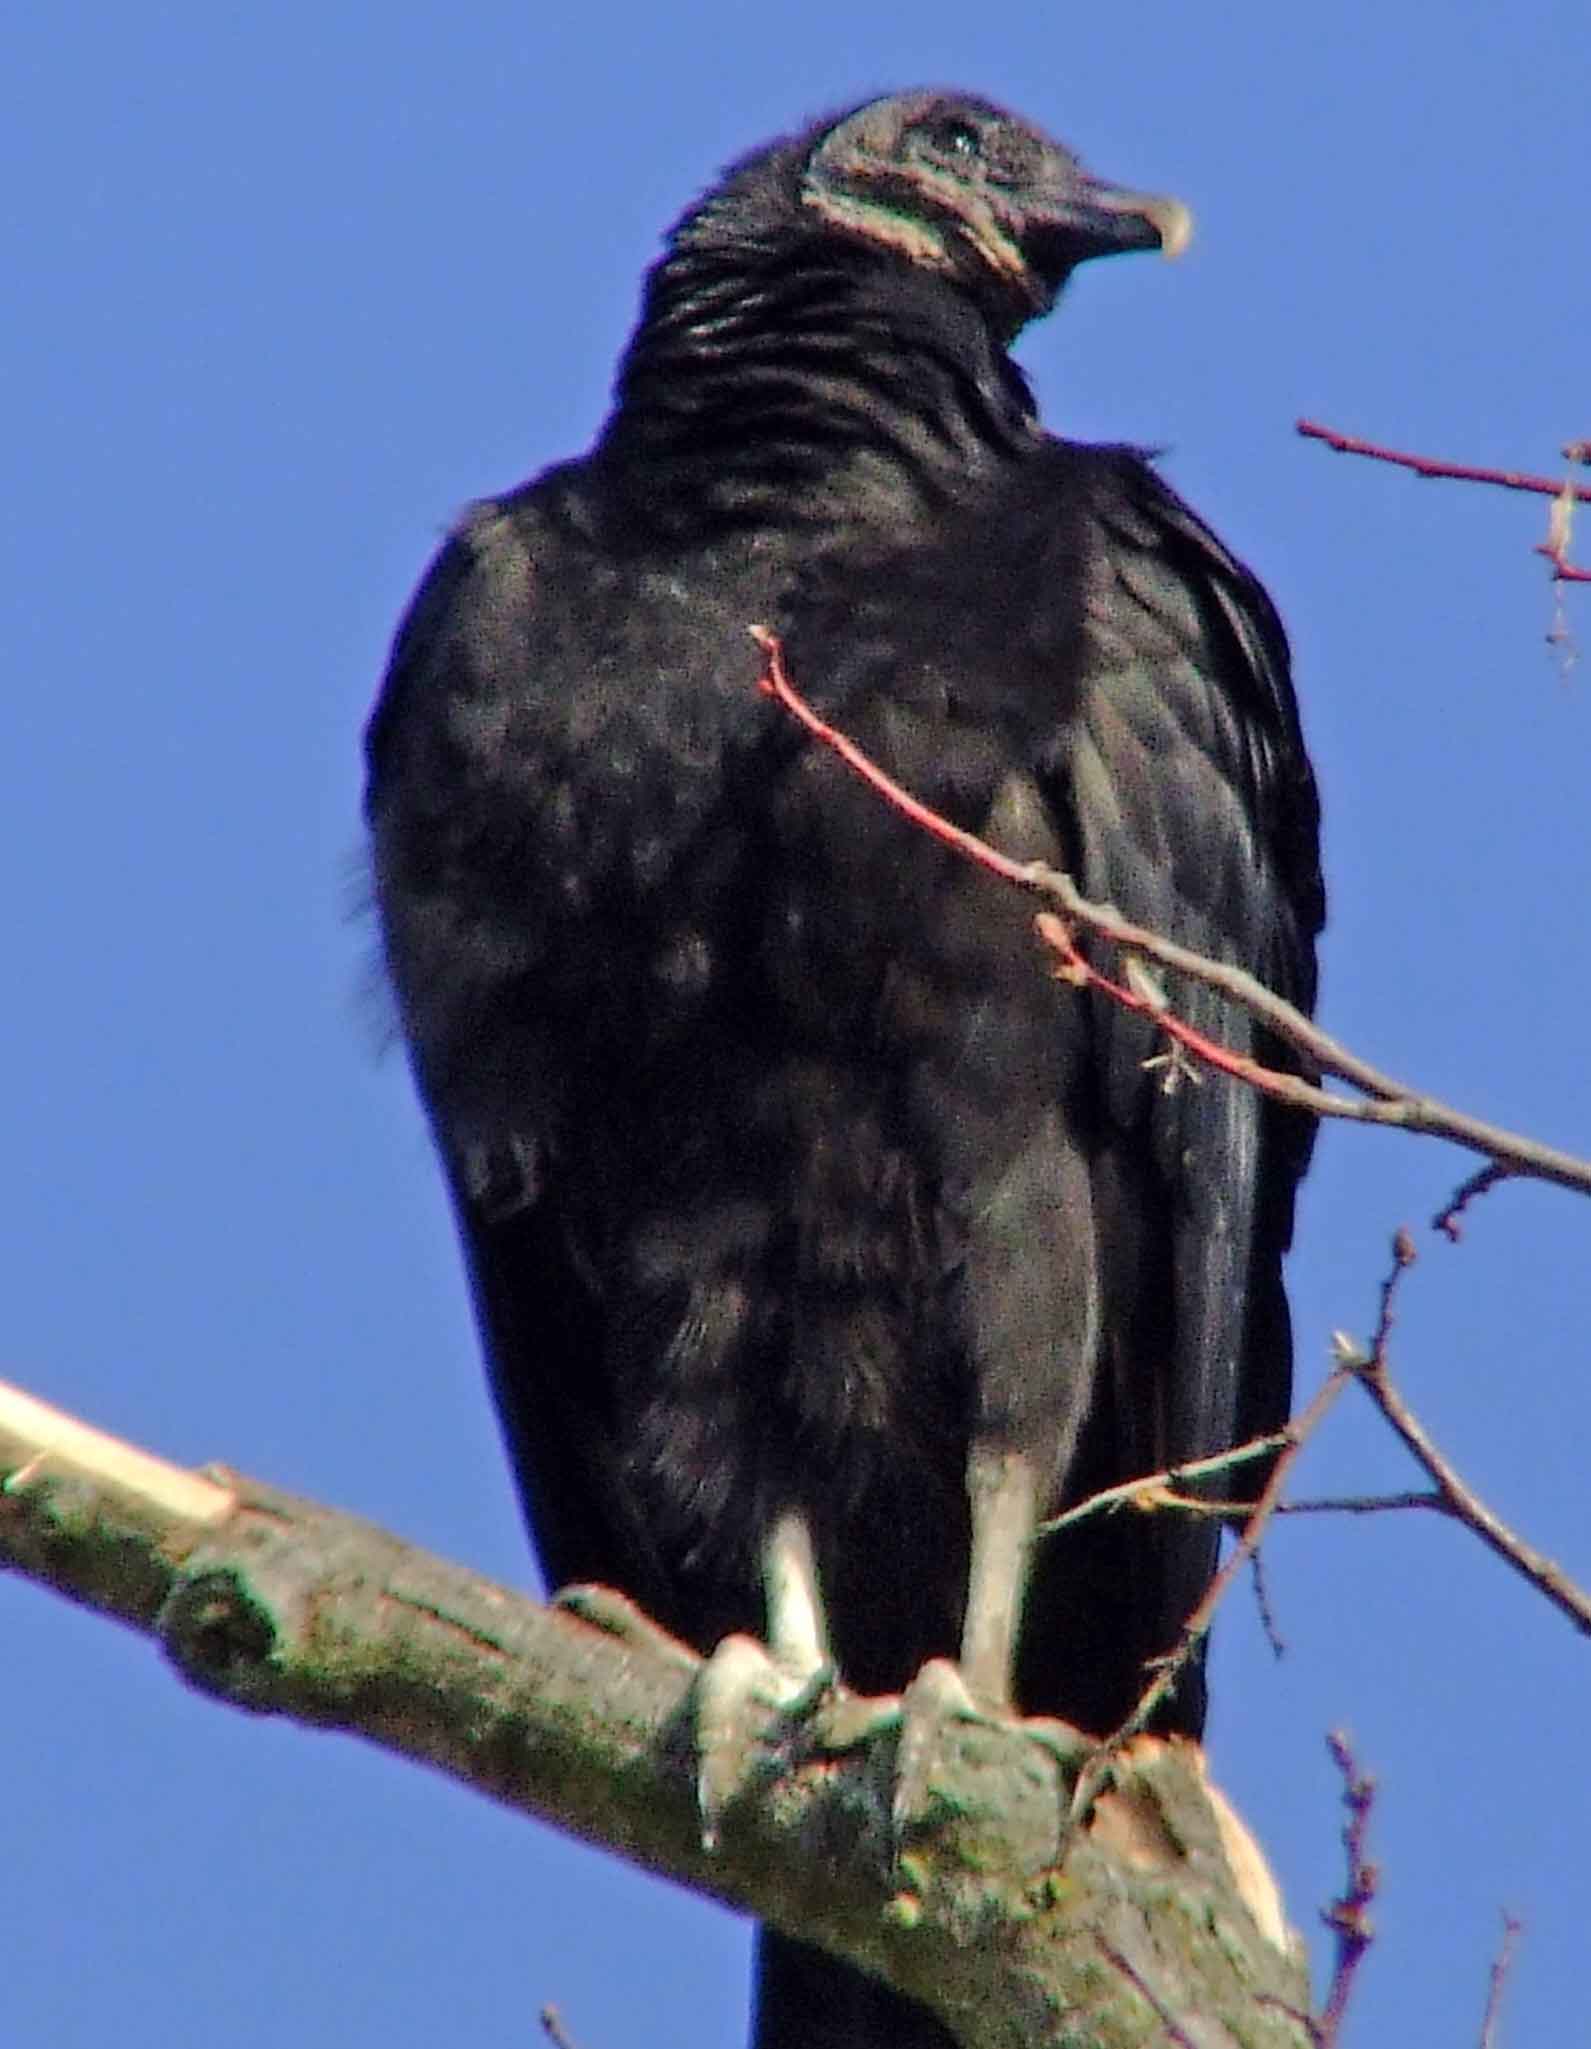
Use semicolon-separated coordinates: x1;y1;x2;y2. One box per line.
1041;447;1322;1498
365;490;666;1608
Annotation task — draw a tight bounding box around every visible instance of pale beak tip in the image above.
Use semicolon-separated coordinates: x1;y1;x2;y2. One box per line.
1155;198;1194;261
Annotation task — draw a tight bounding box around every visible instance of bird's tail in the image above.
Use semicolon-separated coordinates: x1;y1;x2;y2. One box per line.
752;1932;957;2049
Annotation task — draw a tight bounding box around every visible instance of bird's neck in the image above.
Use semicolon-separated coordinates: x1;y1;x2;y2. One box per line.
598;240;1040;534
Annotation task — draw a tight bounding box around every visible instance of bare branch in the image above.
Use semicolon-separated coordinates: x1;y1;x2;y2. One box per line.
1250;1550;1286;1660
1433;1163;1511;1243
1296;418;1591;506
1315;1730;1378;2048
0;1375;1312;2049
1349;1344;1591;1638
1277;1490;1446;1519
1105;1365;1355;1748
1038;1432;1290;1537
752;629;1591;1693
1104;1230;1421;1748
1297;418;1591;588
752;628;1591;1201
1477;1913;1523;2049
540;2008;585;2049
1043;1453;1463;1533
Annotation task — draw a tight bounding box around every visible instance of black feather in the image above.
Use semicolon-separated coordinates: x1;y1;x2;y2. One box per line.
366;89;1322;2049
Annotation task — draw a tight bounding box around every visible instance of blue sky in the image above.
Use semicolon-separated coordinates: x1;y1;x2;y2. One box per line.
4;5;1588;2044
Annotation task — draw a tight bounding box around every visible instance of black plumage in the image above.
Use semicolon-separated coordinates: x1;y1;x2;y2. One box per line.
366;90;1323;2049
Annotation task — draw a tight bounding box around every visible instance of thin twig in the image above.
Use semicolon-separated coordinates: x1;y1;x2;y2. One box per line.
756;631;1591;1677
1277;1490;1446;1518
1297;419;1591;505
1106;1232;1420;1743
1372;1226;1416;1359
1478;1913;1523;2049
1351;1347;1591;1637
1537;544;1591;586
1038;1433;1290;1537
752;627;1591;1201
540;2009;584;2049
1250;1550;1286;1659
1297;418;1591;586
1433;1163;1510;1243
1324;1228;1591;1634
1323;1224;1591;1634
1061;1486;1451;1522
1106;1366;1354;1746
1315;1730;1378;2048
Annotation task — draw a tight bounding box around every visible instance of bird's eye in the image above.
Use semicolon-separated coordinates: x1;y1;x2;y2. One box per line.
924;118;983;165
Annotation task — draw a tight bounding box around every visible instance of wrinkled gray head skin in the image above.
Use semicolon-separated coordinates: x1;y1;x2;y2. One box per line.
671;90;1189;340
802;90;1191;332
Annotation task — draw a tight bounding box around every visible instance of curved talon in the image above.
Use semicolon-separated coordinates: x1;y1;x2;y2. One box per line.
694;1634;833;1849
892;1658;986;1839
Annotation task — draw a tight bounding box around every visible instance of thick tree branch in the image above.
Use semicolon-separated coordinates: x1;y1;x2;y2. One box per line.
1;1375;1311;2049
752;627;1591;1200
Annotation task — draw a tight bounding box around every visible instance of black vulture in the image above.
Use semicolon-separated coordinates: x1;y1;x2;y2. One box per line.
365;89;1323;2049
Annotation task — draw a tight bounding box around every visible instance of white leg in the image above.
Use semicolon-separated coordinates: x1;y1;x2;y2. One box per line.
960;1444;1040;1708
694;1509;834;1846
763;1507;831;1676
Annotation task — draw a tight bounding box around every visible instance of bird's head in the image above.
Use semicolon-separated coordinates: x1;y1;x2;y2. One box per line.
798;91;1191;338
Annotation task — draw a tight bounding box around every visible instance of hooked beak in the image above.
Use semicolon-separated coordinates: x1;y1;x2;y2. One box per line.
1024;176;1194;280
1080;178;1193;258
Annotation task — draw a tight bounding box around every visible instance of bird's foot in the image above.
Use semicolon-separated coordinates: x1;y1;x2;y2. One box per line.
890;1658;991;1839
693;1633;837;1849
891;1660;1092;1851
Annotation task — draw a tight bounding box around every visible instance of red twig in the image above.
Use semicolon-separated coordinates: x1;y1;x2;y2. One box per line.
1315;1730;1378;2048
1539;541;1591;584
753;625;1262;1087
751;623;1042;888
1298;418;1591;585
753;628;1591;1657
1036;910;1276;1095
1297;419;1591;506
752;625;1591;1200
